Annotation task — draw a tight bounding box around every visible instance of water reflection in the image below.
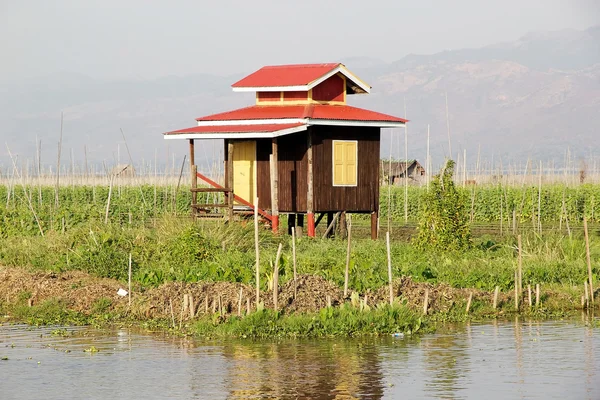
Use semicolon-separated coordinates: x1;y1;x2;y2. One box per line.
0;318;598;399
220;339;385;399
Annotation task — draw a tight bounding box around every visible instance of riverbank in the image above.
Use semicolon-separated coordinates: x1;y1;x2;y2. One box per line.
0;266;593;338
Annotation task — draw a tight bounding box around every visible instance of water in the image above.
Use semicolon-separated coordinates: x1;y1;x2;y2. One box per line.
0;319;598;399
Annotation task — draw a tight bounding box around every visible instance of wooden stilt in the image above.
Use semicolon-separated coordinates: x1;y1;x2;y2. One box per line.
270;139;279;233
189;140;196;218
371;211;378;240
227;140;234;222
307;131;315;237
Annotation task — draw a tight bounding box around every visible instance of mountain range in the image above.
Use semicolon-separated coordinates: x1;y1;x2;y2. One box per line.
1;25;599;173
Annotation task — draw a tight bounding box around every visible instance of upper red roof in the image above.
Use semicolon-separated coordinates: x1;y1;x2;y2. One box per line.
232;63;341;88
195;104;408;124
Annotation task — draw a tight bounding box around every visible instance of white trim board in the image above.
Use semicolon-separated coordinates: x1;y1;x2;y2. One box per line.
197;118;306;127
164;125;308;140
196;118;406;128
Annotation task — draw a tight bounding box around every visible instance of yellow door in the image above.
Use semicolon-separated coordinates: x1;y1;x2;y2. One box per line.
232;141;256;204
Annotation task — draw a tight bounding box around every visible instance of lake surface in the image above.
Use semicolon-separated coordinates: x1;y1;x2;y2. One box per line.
1;317;598;399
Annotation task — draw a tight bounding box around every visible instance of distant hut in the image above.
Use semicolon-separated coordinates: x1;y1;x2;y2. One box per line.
163;63;408;239
383;160;425;185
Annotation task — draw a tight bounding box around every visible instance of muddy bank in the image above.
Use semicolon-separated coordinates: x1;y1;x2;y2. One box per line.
0;266;577;322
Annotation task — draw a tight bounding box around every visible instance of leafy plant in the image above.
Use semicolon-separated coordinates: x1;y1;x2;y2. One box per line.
414;160;471;251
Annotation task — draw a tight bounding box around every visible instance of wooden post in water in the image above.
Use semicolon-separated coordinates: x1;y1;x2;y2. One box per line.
273;243;283;312
527;285;532;308
535;284;540;307
583;217;594;303
584;281;589;309
344;214;352;297
493;286;500;309
254;197;260;309
386;231;393;305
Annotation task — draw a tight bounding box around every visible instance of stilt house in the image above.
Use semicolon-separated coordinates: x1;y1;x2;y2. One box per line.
164;63;407;239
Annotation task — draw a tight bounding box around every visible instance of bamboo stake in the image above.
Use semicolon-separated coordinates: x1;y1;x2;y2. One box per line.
404;100;408;224
514;270;519;310
466;292;473;314
254;196;260;308
169;298;175;329
517;234;523;295
104;175;113;224
535;284;540;307
445;92;452;158
583;217;595;303
246;297;250;315
292;224;297;299
273;243;283;311
128;253;132;307
527;285;532;308
493;286;500;309
344;214;352;297
55;112;63;208
189;295;195;319
386;231;393;305
584;281;589;309
423;289;429;315
387;131;393;232
426;124;430;190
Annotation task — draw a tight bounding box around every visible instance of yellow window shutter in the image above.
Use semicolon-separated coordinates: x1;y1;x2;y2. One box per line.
344;142;357;185
333;141;345;185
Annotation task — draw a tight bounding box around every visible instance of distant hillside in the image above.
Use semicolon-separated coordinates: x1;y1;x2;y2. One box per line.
1;25;599;171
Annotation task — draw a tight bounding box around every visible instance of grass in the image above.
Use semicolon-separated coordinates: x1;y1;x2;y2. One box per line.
0;214;598;293
0;183;599;337
192;303;426;338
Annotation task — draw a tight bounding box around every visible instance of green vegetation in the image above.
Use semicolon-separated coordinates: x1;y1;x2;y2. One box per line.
193;304;425;338
0;181;599;337
415;160;471;251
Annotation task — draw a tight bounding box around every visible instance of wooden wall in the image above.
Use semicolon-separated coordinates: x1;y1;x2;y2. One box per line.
226;126;380;214
312;126;380;212
312;74;345;103
277;132;308;213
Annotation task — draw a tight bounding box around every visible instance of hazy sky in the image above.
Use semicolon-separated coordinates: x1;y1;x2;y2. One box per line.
1;0;599;81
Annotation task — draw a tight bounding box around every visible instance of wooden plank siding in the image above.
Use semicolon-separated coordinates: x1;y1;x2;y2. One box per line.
277;132;309;213
312;126;380;212
226;126;380;214
256;139;272;210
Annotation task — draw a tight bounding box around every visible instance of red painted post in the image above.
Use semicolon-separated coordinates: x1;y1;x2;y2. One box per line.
307;213;315;237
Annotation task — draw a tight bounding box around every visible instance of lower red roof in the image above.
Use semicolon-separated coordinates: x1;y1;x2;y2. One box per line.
195;104;408;124
165;123;306;136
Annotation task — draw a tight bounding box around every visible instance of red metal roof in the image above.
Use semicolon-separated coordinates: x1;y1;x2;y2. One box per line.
165;123;306;136
195;105;408;124
232;63;341;88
